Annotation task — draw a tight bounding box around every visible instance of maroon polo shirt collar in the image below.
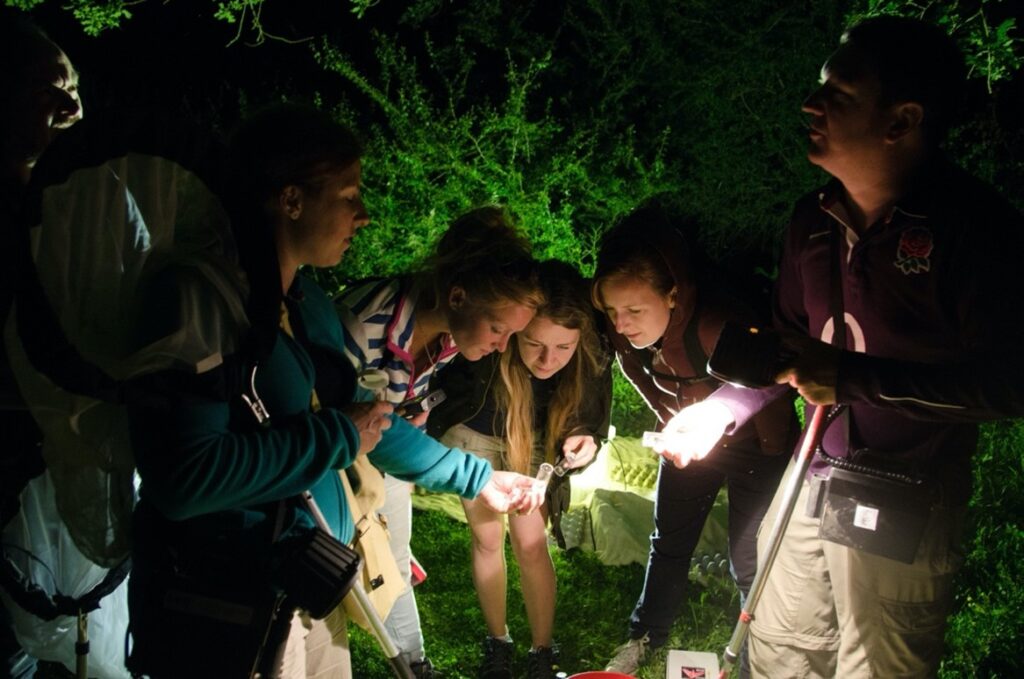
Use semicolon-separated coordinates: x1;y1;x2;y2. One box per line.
816;157;952;229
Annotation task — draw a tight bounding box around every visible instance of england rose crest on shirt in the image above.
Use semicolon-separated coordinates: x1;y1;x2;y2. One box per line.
895;226;934;274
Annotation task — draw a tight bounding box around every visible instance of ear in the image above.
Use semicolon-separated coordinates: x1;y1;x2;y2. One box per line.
668;285;678;309
279;185;304;221
448;286;466;310
885;102;924;144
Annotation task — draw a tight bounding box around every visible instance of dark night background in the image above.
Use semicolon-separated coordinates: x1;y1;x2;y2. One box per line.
7;0;1024;676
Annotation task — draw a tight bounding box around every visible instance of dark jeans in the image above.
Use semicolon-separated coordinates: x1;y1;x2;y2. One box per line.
628;445;787;650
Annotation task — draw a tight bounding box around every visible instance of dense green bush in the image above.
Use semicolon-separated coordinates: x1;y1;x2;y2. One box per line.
939;420;1024;678
310;34;676;285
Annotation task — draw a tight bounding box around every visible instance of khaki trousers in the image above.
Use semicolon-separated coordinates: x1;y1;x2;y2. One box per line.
271;608;350;679
749;476;965;678
440;423;546;474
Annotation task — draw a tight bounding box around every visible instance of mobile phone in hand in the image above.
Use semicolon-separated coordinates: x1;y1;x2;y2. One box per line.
400;389;447;417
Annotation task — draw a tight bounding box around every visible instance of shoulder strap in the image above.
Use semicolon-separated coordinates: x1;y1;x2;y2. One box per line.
338;456;387;538
818;220;925;483
829;227;846;351
634;300;712;386
682;299;709;378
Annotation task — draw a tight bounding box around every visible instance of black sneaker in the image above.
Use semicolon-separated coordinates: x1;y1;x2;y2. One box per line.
526;645;567;679
478;636;514;679
410;657;439;678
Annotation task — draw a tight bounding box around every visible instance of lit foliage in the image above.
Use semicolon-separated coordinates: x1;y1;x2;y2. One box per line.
6;0;132;36
212;0;311;46
548;0;835;254
312;34;674;287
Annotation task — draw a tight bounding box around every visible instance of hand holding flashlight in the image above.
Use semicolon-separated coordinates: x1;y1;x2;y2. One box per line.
644;400;734;469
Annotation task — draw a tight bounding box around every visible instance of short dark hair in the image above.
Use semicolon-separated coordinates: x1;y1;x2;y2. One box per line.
592;204;682;306
0;12;54;79
841;16;967;141
227;103;363;201
0;12;61;123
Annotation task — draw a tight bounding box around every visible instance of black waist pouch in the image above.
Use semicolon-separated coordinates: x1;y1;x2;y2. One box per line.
274;525;361;619
814;465;935;564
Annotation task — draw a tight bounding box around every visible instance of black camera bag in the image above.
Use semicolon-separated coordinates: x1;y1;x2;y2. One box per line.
815;460;934;564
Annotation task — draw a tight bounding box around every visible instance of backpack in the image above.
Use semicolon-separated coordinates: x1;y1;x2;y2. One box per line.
2;108;257;677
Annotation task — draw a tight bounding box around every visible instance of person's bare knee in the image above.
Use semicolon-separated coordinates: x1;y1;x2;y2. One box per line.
508;514;549;562
464;498;505;557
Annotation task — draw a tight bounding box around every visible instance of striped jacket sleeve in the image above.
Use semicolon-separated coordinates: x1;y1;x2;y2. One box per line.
335;279;401;371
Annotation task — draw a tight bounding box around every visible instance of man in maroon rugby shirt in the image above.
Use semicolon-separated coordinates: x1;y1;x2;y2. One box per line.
649;16;1024;678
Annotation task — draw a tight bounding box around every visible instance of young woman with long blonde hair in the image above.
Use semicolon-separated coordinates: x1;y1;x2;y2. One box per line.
429;259;611;679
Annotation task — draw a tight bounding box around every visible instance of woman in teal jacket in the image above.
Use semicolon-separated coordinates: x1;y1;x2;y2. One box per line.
125;104;538;679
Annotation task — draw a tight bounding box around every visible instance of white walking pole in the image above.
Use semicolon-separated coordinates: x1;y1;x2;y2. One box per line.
301;491;414;679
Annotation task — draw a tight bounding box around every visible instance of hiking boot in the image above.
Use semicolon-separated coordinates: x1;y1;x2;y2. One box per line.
478;636;514;679
410;657;439;678
526;645;567;679
605;632;651;674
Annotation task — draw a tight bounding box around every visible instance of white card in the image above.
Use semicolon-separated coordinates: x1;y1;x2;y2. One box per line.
666;649;720;679
854;504;880;531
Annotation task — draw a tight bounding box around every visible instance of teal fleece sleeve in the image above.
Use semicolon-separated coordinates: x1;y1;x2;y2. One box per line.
368;413;493;498
131;393;361;522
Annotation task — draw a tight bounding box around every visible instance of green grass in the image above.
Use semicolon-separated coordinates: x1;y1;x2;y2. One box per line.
350;508;739;678
349;421;1024;679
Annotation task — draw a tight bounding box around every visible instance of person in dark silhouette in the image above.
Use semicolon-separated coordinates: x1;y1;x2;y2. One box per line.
0;15;83;678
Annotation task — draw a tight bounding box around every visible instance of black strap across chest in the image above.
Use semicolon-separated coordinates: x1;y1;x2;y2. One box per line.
816;223;926;485
637;301;712;386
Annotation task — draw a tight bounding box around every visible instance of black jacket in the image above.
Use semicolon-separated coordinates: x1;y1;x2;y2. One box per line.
427;349;612;547
427;352;612;449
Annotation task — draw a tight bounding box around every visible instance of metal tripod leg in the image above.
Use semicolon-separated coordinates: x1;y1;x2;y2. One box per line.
302;491;415;679
719;405;828;679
